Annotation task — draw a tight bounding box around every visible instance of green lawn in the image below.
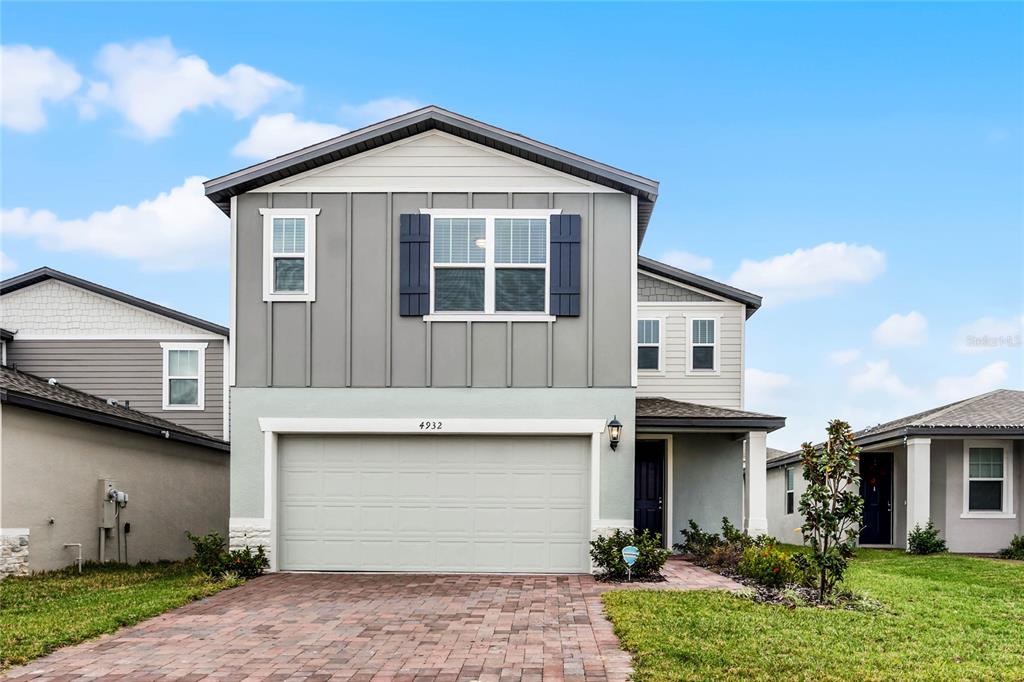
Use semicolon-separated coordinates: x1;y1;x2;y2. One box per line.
603;550;1024;682
0;561;237;670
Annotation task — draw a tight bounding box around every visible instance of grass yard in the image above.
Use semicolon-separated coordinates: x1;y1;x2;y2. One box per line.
0;561;237;670
603;550;1024;682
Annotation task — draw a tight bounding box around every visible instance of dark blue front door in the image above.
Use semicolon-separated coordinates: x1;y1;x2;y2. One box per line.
860;452;893;545
634;440;666;542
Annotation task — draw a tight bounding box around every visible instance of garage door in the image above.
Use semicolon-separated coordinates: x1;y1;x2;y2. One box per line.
278;434;591;573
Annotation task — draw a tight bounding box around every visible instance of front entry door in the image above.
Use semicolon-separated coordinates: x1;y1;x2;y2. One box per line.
859;452;893;545
634;439;666;542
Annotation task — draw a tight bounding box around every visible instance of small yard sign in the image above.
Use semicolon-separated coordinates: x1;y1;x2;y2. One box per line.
622;545;639;581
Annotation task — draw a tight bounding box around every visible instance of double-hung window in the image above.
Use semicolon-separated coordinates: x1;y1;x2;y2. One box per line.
637;319;662;371
161;342;206;410
428;211;554;317
688;317;718;373
260;208;320;302
785;466;796;514
963;441;1014;517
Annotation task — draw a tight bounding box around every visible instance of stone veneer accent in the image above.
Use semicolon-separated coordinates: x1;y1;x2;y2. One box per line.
229;518;272;565
638;272;716;303
1;529;30;578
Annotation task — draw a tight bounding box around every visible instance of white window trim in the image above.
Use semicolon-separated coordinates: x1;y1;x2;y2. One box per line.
637;317;665;375
422;210;561;318
685;315;721;376
961;439;1015;519
784;466;796;515
260;208;320;302
161;342;207;411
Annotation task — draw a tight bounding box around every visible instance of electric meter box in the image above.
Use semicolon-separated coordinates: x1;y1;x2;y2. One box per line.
98;478;116;529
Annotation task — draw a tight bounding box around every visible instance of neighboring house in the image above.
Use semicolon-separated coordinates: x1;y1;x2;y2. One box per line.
767;390;1024;553
205;105;783;574
0;268;230;440
0;366;228;577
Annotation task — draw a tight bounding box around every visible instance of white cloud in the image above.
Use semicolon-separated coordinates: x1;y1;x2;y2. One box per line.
873;311;928;348
1;45;81;132
658;249;713;273
933;362;1009;402
828;349;861;365
338;97;421;128
81;38;294;138
955;315;1024;354
849;360;916;398
1;177;227;271
234;113;347;159
729;242;885;304
746;368;792;407
0;250;19;275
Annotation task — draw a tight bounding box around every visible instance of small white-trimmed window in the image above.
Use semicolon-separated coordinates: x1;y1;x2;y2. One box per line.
688;317;719;373
785;466;796;515
260;208;320;302
963;441;1014;518
161;342;207;410
425;209;558;318
637;319;662;371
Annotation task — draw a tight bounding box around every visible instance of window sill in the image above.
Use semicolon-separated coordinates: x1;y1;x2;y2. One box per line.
423;314;556;323
960;512;1016;520
163;405;205;412
684;369;721;377
263;293;315;303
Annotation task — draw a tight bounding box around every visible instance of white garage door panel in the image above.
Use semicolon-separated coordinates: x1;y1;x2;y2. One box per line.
278;434;590;573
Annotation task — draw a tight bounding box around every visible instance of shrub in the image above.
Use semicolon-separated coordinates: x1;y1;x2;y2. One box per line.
186;531;268;580
706;543;744;572
222;545;269;578
721;516;748;546
798;420;865;600
676;520;721;560
998;535;1024;560
738;545;798;588
590;528;670;581
185;531;227;574
907;521;947;555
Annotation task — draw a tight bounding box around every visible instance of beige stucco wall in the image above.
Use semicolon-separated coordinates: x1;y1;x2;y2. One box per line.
1;405;228;573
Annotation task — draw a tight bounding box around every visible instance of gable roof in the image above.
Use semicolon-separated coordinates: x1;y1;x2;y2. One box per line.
637;256;762;317
767;389;1024;468
0;365;228;452
0;268;228;337
204;105;660;242
636;396;785;431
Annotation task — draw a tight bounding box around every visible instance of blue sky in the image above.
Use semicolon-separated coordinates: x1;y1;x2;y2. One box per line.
2;2;1022;448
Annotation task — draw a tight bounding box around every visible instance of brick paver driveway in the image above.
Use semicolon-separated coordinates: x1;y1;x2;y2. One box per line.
7;573;632;681
6;561;738;681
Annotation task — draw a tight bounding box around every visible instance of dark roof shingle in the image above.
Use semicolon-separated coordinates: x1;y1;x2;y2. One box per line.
636;397;785;431
0;366;228;451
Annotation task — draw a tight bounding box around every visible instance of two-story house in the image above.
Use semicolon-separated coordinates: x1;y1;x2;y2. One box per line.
206;106;783;573
0;268;229;575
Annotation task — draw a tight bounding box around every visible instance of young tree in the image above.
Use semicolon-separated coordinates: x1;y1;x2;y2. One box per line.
798;419;864;601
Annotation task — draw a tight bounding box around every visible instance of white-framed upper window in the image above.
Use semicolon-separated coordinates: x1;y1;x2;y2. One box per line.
687;316;719;374
785;466;796;515
963;440;1015;518
637;318;662;372
260;208;320;302
424;209;558;318
161;342;207;411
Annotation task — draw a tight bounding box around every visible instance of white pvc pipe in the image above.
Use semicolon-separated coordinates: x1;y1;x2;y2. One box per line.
64;543;82;573
99;528;104;563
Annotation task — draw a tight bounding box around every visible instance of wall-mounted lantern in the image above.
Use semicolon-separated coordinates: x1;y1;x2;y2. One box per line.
607;416;623;451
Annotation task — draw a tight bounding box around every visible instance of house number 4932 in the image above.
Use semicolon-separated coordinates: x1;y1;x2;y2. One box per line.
419;420;443;431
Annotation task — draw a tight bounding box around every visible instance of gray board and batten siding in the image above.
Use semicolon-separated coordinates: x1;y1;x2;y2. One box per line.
6;339;225;439
234;191;634;390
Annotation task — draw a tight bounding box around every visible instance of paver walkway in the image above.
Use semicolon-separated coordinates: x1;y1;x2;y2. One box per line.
5;560;739;681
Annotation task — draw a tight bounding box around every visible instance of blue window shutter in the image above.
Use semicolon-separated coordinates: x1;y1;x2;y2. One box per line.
549;214;581;316
399;214;430;316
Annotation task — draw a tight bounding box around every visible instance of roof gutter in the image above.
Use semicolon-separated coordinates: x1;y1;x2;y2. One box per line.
0;389;230;453
636;416;786;432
